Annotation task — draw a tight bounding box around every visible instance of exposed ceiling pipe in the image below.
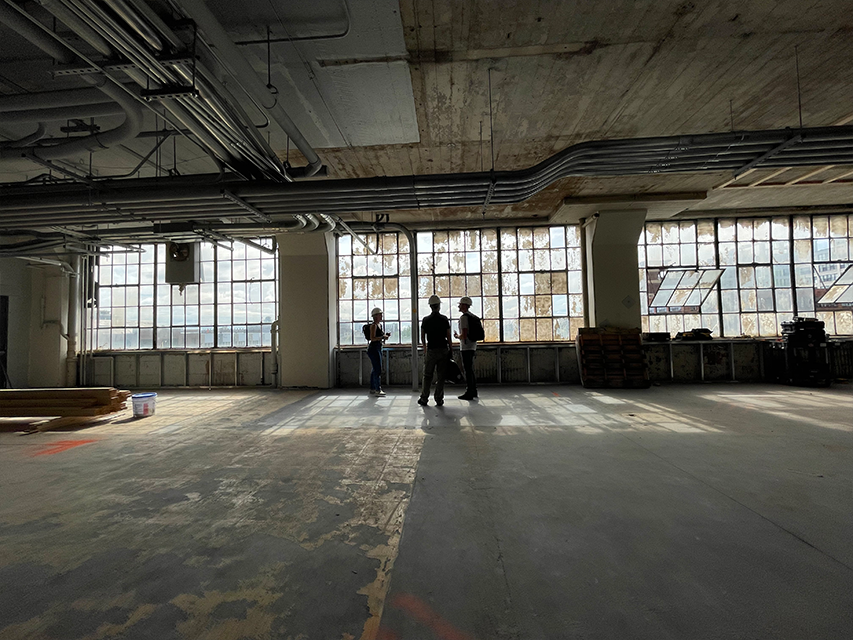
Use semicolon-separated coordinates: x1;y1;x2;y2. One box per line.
2;125;853;231
0;123;47;148
170;0;324;178
0;0;223;173
0;1;75;63
120;68;234;165
34;0;112;55
102;0;163;51
0;74;144;161
301;214;320;231
122;0;183;50
0;87;127;112
0;2;144;162
0;101;125;123
58;0;287;179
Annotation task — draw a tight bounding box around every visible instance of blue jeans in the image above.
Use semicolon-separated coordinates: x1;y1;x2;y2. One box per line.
367;347;382;391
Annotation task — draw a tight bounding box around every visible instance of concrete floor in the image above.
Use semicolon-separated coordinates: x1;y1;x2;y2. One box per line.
0;384;851;639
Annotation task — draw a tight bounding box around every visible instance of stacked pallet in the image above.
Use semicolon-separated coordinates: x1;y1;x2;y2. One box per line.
0;388;131;417
577;328;650;389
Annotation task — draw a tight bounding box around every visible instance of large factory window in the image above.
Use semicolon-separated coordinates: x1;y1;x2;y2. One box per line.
92;240;277;350
336;225;585;346
639;215;853;336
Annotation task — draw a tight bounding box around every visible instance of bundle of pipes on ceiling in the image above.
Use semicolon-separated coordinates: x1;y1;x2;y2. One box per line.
3;124;853;236
0;0;322;181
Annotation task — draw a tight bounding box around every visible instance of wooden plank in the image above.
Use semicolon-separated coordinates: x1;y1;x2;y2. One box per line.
0;399;101;408
0;406;116;418
0;388;115;402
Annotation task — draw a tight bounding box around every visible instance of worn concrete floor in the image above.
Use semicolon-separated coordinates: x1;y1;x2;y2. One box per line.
0;384;850;639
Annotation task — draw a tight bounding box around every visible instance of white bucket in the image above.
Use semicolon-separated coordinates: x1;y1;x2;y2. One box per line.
131;392;157;417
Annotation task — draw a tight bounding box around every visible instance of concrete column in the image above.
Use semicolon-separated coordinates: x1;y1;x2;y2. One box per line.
276;233;337;388
584;210;647;329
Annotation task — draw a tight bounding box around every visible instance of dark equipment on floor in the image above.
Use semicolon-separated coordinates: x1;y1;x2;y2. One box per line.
765;317;831;386
444;358;465;384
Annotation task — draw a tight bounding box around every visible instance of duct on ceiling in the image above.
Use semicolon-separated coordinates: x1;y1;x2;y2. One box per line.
2;125;853;234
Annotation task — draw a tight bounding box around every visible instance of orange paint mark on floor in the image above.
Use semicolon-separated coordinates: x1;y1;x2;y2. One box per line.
389;593;475;640
552;391;560;396
32;439;97;457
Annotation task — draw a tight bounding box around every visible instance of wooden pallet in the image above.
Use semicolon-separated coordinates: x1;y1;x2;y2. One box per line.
576;328;650;389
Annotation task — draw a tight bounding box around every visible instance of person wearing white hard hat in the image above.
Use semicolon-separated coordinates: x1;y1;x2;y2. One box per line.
418;295;452;406
366;307;390;397
454;296;479;400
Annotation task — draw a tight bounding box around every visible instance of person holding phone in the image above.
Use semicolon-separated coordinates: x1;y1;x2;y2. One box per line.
367;307;390;397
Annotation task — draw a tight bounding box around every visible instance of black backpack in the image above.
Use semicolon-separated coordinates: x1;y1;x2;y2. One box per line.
362;324;372;341
466;313;485;342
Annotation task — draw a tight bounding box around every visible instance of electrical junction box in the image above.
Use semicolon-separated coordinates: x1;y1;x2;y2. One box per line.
165;242;200;285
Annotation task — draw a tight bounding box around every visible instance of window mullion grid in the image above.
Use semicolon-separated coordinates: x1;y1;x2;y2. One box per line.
153;244;159;349
788;214;798;318
713;217;724;337
213;243;219;349
496;228;504;343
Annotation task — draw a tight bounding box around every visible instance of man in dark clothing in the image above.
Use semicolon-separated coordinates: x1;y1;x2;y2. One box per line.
418;294;452;406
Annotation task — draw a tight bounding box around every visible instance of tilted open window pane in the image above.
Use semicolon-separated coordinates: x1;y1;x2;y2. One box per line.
648;269;723;313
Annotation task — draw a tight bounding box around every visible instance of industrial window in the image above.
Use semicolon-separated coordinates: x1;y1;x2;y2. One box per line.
336;232;413;347
817;265;853;305
639;215;853;336
648;269;724;312
336;225;585;346
92;240;277;350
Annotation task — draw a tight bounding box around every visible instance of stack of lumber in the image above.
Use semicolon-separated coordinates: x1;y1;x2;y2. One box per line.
576;327;650;389
0;387;131;417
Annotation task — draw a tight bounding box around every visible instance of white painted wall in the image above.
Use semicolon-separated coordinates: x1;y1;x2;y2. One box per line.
585;210;647;329
0;258;32;387
277;233;336;388
26;265;69;387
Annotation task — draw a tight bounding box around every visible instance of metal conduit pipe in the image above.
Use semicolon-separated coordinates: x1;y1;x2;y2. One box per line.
172;0;323;178
64;0;175;84
61;0;250;172
120;68;235;164
89;0;285;177
2;125;853;221
0;87;130;112
174;89;283;176
173;63;280;164
0;123;47;148
300;214;321;231
0;75;144;161
0;3;148;162
190;62;283;169
316;214;337;232
103;0;163;51
0;1;75;63
72;0;277;179
124;0;183;50
34;0;112;55
0;102;125;123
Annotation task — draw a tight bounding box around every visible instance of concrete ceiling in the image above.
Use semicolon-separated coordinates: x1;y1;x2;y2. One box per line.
0;0;852;236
